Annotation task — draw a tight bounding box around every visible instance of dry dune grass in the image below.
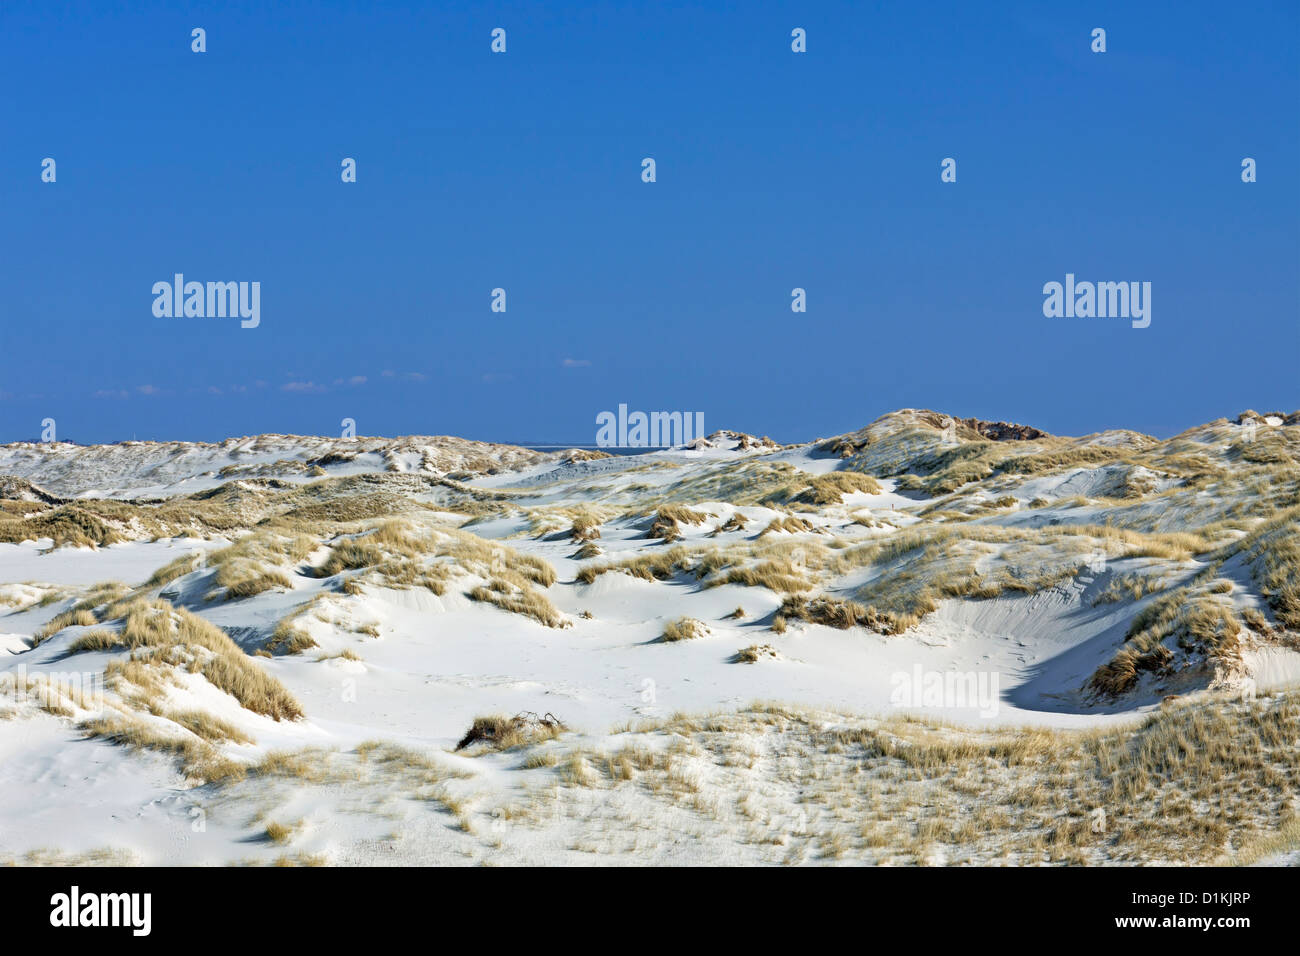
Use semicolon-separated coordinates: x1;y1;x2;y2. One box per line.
648;504;711;542
1089;586;1245;697
1087;506;1300;698
314;537;389;578
515;691;1300;864
0;506;124;548
732;643;777;663
892;441;1012;495
829;524;1216;578
31;580;131;646
578;539;830;595
660;617;706;643
469;576;568;628
263;820;299;845
200;530;317;600
655;461;803;509
856;413;1295;507
166;708;255;745
0;468;523;552
791;471;882;505
267;617;319;655
716;513;748;533
315;520;556;590
63;598;303;721
778;595;902;635
710;555;815;593
66;628;124;654
1238;506;1300;629
758;515;815;536
577;545;701;585
279;518;566;627
437;527;557;588
847;541;1081;633
455;712;565;752
79;718;345;788
522;504;617;541
32;608;98;645
1092;572;1168;606
592;521;1212;640
79;712;249;785
569;514;603;542
145;552;204;588
215;563;294;600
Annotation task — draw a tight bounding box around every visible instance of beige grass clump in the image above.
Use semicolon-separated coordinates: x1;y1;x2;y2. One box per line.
263;820;300;845
215;562;294;600
88;599;304;721
30;580;132;645
556;691;1300;864
758;515;815;536
570;516;602;541
577;545;701;585
716;513;749;533
79;713;248;785
167;709;255;745
455;712;565;752
1236;506;1300;630
315;537;389;578
312;522;557;596
267;619;319;656
648;505;710;542
660;616;706;643
65;628;124;654
0;506;124;549
145;552;204;588
468;577;568;628
1092;573;1168;606
1088;585;1246;698
208;530;317;570
778;594;904;634
32;608;98;645
793;471;882;505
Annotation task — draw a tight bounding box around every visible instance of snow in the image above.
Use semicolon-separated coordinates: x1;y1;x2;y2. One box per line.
1;414;1296;864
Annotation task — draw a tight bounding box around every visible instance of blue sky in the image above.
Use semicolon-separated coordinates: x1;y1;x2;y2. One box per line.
1;0;1296;444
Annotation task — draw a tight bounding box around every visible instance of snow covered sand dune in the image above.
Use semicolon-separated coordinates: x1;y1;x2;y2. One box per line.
1;409;1297;864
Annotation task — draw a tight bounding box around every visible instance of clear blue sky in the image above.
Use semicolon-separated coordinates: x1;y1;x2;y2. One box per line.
1;0;1296;444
